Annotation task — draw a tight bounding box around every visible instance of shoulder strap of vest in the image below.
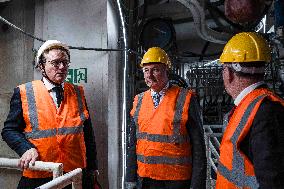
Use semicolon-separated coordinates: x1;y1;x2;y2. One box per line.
24;81;40;131
133;92;145;126
70;83;87;122
173;88;188;136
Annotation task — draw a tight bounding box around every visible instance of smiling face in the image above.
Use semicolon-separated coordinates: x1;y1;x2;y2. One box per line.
143;63;168;92
41;49;69;84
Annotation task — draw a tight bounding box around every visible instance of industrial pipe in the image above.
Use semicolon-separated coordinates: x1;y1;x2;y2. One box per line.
177;0;232;44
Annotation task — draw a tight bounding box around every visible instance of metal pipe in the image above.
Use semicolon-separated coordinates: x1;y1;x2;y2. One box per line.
36;168;82;189
210;157;217;172
116;0;128;188
176;0;232;44
0;158;63;178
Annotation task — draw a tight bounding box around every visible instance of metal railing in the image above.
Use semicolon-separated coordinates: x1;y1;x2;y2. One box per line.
37;168;82;189
0;158;82;189
0;158;63;178
204;124;223;189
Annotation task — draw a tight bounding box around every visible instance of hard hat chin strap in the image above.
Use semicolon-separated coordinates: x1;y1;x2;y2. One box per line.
231;63;265;74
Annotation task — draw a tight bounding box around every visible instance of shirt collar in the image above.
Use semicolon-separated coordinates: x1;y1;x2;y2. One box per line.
234;81;265;106
151;82;169;97
42;77;64;91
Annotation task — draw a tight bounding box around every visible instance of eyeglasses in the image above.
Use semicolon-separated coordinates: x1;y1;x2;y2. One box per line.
142;67;165;74
47;60;70;68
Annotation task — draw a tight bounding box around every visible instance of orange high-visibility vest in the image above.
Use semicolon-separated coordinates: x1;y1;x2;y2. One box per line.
216;88;284;189
130;86;194;180
19;80;89;178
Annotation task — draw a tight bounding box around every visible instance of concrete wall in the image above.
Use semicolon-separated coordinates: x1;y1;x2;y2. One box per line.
0;0;35;188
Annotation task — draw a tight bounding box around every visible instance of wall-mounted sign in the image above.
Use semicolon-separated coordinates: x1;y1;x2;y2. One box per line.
66;68;87;84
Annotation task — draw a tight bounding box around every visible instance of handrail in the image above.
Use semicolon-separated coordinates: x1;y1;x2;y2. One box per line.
0;158;63;178
36;168;82;189
204;124;223;189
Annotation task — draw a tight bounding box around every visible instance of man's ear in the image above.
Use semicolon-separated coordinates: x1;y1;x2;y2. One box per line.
228;68;235;84
38;63;45;73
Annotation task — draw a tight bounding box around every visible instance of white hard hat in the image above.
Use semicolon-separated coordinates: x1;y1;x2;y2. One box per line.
35;40;69;67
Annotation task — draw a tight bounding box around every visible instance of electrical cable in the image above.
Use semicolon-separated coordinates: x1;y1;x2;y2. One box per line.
0;15;124;52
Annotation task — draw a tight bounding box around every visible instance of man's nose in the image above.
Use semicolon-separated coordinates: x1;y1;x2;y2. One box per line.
58;62;67;69
148;69;155;76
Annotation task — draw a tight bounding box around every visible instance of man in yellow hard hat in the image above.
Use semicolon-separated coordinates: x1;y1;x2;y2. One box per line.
125;47;207;189
1;40;98;189
216;32;284;189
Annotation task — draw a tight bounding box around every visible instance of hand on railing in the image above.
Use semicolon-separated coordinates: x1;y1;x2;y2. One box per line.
19;148;39;169
125;182;137;189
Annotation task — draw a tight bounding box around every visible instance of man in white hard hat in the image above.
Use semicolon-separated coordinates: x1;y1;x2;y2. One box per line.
2;40;98;189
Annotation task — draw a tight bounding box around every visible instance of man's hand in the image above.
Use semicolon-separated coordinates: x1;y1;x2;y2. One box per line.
18;148;38;169
125;182;137;189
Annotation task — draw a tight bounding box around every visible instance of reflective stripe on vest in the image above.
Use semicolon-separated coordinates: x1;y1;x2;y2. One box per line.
134;88;190;164
218;94;266;188
137;154;192;165
24;82;85;139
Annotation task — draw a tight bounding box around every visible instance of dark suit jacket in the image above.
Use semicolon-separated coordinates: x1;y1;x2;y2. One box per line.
239;88;284;189
1;87;98;171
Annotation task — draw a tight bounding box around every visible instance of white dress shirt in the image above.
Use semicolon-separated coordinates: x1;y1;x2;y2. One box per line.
234;81;265;106
42;77;64;108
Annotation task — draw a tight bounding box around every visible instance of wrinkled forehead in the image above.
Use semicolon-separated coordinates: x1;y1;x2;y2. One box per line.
142;63;167;69
43;48;69;60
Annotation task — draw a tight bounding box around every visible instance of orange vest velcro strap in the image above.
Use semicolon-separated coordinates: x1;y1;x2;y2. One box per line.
217;94;266;188
137;154;192;165
136;132;190;143
24;126;84;139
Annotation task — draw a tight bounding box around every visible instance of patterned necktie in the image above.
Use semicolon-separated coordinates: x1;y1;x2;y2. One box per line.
153;92;161;108
53;86;64;107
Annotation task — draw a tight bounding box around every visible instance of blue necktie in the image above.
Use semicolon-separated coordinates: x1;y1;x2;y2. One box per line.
153;92;161;108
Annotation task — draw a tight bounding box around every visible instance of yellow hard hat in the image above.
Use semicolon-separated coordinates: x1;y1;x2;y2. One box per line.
219;32;271;63
140;47;171;68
